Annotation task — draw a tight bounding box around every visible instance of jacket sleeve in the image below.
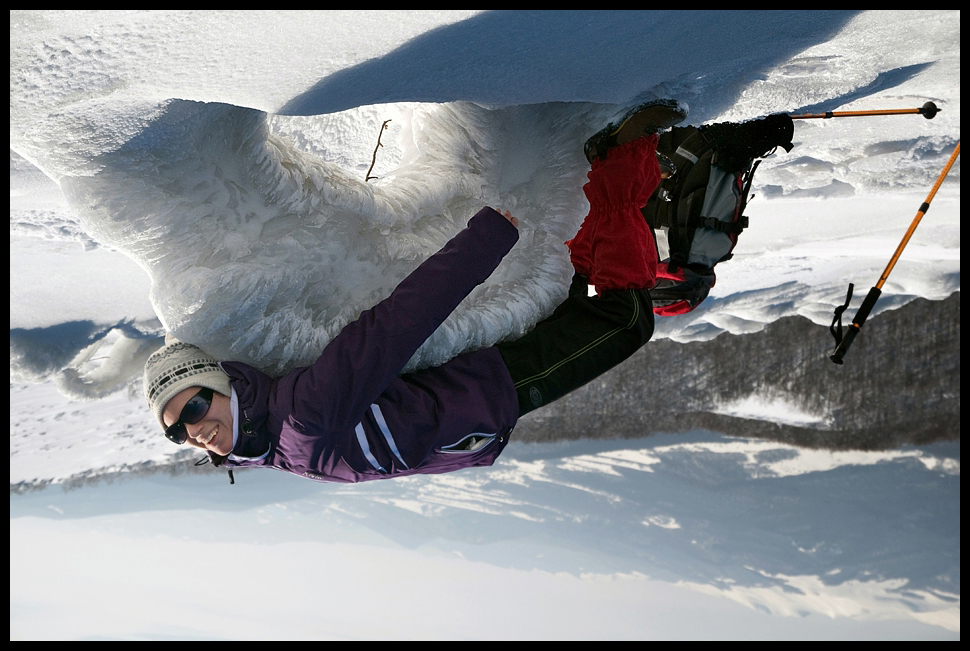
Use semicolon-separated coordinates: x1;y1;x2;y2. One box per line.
294;207;518;430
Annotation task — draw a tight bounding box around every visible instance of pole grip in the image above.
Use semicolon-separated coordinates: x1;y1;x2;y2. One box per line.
829;325;859;365
829;286;882;364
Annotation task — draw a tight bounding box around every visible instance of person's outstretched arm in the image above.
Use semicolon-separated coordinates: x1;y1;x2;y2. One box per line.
297;207;518;430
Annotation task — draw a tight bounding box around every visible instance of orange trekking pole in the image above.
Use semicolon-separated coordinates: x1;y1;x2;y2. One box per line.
792;102;941;121
829;141;960;364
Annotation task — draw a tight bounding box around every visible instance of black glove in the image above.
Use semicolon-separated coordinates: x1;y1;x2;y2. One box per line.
700;113;795;172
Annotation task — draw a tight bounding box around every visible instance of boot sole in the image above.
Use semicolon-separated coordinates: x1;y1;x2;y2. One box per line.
610;99;689;145
585;99;688;163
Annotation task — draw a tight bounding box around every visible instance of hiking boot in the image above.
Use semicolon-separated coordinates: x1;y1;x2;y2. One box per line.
584;99;688;164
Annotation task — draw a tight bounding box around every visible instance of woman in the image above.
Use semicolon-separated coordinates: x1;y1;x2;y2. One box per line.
144;100;686;484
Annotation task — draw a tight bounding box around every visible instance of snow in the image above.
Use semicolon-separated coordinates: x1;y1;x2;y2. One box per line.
9;10;960;640
9;432;961;640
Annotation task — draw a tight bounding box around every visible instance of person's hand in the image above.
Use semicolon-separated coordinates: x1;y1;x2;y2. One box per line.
499;209;519;229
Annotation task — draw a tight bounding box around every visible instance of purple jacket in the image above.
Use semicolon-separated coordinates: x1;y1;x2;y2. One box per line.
214;207;521;483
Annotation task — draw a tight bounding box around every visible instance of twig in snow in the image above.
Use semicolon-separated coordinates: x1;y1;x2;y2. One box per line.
365;120;392;182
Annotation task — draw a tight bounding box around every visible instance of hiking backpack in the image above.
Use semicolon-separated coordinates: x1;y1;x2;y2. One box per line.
642;113;795;315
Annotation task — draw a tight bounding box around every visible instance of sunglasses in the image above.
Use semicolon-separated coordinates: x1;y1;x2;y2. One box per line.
164;387;214;444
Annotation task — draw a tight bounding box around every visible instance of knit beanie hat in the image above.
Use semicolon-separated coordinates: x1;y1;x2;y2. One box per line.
143;333;232;430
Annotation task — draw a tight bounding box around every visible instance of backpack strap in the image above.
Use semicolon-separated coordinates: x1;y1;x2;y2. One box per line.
701;215;748;234
653;129;718;272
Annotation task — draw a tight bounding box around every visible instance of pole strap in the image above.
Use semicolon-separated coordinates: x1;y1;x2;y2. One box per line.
829;283;854;346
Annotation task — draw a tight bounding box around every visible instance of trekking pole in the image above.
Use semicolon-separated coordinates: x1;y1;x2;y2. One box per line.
829;141;960;365
792;101;940;120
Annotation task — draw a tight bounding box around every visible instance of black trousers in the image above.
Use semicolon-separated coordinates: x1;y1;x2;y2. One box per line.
497;274;654;417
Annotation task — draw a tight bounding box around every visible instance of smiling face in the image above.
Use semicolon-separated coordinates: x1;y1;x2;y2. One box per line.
162;386;234;456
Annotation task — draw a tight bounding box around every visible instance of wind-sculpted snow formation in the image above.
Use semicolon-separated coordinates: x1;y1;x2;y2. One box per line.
56;99;629;375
